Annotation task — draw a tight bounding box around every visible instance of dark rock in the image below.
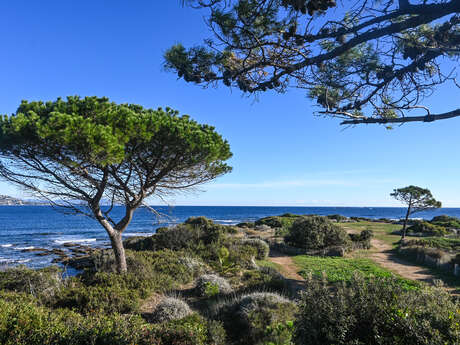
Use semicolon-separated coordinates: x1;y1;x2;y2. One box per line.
35;251;52;256
21;247;47;253
49;249;66;256
62;255;94;269
62;242;79;247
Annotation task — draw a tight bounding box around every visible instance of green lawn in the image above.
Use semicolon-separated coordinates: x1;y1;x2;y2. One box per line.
339;221;401;248
292;255;419;289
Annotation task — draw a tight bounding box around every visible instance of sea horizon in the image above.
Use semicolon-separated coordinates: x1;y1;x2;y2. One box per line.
1;205;459;269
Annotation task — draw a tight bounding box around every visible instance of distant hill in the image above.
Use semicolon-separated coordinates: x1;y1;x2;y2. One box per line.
0;195;42;205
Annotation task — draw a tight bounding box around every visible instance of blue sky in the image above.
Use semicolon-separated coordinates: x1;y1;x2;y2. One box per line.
0;1;459;207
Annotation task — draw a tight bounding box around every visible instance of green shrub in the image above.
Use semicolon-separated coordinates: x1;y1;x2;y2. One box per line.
295;274;460;345
54;249;198;315
0;295;225;345
406;220;448;236
0;297;152;345
327;214;348;222
285;216;350;250
0;266;62;303
240;267;288;293
398;245;451;264
431;215;460;229
224;239;259;269
403;237;460;251
237;222;255;228
54;278;141;314
349;229;374;249
124;224;203;252
255;214;300;229
195;274;233;297
125;217;231;254
242;238;270;259
263;320;294;345
148;313;226;345
213;292;295;345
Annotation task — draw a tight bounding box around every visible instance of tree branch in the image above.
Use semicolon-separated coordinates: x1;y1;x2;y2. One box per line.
340;108;460;125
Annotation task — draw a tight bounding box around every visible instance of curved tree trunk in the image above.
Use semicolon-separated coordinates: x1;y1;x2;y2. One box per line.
93;207;129;273
402;201;412;240
108;231;127;273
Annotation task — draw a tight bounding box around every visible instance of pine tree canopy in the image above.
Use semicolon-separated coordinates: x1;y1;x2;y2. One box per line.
168;0;460;126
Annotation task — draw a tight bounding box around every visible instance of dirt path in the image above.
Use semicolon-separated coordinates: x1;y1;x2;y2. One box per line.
369;238;435;283
268;251;305;296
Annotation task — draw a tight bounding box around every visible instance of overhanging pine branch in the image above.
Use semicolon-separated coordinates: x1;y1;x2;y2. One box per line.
340;108;460;125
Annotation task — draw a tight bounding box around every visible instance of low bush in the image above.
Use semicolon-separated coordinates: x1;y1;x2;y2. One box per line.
54;279;141;314
53;249;199;315
224;239;259;268
406;220;449;236
403;237;460;251
255;214;300;229
124;224;203;252
178;256;209;276
236;222;255;228
0;297;224;345
295;274;460;345
431;215;460;229
242;238;270;259
150;297;192;323
240;267;288;293
349;229;374;249
0;266;62;303
213;292;296;345
285;216;350;250
195;274;233;297
398;246;453;268
149;314;227;345
0;297;151;345
327;214;348;222
125;217;231;253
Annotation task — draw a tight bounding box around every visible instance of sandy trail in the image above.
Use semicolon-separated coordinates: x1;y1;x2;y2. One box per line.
369;239;435;282
268;251;306;296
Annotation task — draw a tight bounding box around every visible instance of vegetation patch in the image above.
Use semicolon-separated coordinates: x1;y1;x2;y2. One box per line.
295;274;459;345
285;216;350;250
403;237;460;252
255;214;301;229
406;220;449;236
195;274;233;297
293;255;418;289
430;215;460;230
212;292;296;345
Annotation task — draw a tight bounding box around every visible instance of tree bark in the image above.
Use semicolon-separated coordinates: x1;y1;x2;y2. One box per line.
108;231;127;273
402;199;412;240
92;207;129;273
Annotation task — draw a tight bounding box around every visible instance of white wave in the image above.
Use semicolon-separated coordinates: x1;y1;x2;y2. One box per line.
124;232;155;237
54;238;97;245
0;244;13;248
214;219;237;223
15;246;34;250
0;256;13;263
16;259;31;263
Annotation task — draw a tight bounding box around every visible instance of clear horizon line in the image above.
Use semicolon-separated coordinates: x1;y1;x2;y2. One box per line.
147;204;460;208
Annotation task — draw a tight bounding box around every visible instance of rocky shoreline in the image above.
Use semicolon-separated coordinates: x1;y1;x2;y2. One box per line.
19;242;104;270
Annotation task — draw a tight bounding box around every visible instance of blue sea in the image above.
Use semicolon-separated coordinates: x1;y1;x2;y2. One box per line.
1;205;460;268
